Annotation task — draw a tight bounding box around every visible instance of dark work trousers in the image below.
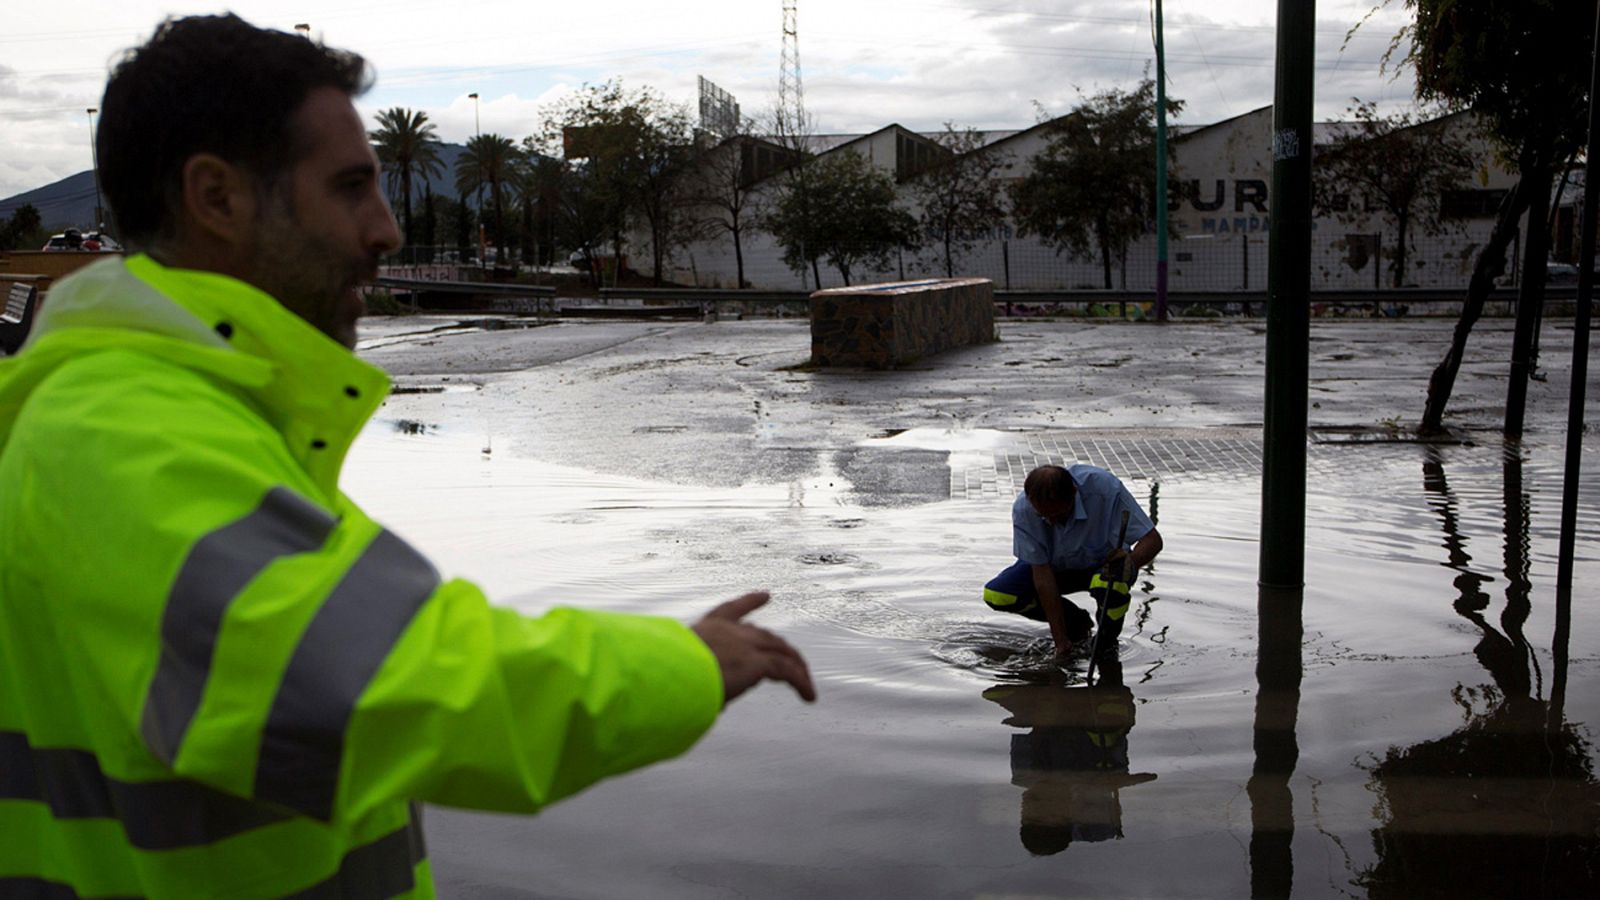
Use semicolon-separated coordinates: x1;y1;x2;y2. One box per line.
983;560;1129;649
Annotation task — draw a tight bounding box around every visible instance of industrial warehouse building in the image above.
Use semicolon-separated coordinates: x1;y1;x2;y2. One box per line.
652;106;1533;294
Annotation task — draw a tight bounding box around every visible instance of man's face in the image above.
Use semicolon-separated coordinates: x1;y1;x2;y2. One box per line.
245;86;400;348
1030;494;1075;527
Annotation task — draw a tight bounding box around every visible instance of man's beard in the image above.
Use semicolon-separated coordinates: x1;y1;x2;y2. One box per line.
247;192;373;348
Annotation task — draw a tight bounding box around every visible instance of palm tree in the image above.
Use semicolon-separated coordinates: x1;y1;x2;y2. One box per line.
454;134;520;257
369;108;443;248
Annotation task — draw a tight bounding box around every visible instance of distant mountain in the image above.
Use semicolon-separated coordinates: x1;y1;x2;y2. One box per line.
0;141;493;236
0;171;103;232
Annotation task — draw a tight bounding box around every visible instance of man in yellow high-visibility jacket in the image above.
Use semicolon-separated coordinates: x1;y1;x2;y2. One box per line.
0;14;814;898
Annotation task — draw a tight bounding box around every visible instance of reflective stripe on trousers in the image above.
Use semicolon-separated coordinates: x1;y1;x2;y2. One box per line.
1088;573;1131;620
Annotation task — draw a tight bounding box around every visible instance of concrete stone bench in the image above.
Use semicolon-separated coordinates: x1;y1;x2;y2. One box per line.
809;277;995;368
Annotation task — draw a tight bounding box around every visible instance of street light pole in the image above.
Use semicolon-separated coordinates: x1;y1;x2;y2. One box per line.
86;107;103;230
468;92;485;268
1153;0;1170;322
1259;0;1315;589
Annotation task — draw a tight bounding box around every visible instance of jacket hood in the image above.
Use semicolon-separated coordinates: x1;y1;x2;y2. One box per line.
0;255;389;496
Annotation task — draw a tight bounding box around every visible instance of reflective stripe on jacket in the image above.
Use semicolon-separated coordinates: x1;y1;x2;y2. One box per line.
0;256;723;898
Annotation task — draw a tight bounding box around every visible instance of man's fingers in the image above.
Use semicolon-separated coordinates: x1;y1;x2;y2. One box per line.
746;623;803;659
707;591;770;622
693;592;816;704
766;649;817;702
736;623;815;700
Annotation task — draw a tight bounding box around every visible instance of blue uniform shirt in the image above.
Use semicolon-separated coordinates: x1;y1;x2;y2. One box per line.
1012;465;1154;571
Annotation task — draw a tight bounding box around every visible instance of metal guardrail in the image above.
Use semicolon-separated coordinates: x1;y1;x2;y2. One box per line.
993;286;1579;305
378;280;1579;318
376;277;555;297
598;287;810;303
596;285;1580;306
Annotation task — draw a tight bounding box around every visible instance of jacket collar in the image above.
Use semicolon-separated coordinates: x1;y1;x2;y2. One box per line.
23;254;389;498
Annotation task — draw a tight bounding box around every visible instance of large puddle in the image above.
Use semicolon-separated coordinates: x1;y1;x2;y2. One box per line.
341;420;1600;897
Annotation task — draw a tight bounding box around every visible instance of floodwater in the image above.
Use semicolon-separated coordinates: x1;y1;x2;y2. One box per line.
342;418;1600;898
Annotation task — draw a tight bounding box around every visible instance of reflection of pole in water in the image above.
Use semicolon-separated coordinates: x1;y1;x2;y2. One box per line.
1357;450;1597;896
1249;585;1302;899
1128;481;1161;635
1498;446;1536;695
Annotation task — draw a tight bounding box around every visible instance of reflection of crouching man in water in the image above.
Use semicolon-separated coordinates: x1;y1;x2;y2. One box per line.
984;464;1162;661
984;662;1158;855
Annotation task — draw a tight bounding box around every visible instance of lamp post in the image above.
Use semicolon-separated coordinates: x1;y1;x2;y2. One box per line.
468;92;485;267
1153;0;1169;322
86;107;103;230
294;23;311;38
1260;0;1315;589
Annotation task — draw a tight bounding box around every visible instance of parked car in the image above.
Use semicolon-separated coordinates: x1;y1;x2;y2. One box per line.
1546;260;1579;283
41;229;122;252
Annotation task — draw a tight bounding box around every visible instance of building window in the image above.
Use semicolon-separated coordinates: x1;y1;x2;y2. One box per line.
1440;189;1507;219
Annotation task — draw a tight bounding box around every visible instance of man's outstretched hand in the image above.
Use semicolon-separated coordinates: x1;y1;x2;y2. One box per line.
692;592;817;705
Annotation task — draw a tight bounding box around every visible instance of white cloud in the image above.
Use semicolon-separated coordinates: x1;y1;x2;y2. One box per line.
0;0;1423;202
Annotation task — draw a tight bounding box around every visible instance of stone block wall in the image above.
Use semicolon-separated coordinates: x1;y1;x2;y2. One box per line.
809;278;995;368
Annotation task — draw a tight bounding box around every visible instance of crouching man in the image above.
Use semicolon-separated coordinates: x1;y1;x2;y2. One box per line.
983;464;1162;661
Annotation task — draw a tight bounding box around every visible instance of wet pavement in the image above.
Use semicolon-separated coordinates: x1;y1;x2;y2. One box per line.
350;314;1600;898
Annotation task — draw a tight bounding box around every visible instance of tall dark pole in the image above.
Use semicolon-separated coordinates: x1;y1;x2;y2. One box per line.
86;107;103;230
1154;0;1170;321
469;92;485;269
1552;1;1600;725
1259;0;1314;589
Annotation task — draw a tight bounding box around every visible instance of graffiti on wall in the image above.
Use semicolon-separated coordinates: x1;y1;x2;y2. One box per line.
1174;178;1271;233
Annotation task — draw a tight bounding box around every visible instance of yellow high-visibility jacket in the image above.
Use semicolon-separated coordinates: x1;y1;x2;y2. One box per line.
0;256;723;898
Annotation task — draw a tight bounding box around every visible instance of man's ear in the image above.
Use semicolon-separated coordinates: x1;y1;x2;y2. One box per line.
178;153;259;246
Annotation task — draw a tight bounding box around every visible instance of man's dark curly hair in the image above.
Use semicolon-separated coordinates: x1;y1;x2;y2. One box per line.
1023;464;1075;505
97;14;371;248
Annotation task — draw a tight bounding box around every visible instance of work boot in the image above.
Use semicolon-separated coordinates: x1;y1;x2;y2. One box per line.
1064;603;1094;643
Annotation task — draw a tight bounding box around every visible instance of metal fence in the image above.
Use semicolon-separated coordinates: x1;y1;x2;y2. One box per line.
664;227;1526;294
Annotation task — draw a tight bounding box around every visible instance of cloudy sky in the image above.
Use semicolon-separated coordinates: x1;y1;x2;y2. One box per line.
1;0;1418;201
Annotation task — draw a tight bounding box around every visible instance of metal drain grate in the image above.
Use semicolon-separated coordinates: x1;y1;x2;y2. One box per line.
951;428;1596;502
954;428;1266;499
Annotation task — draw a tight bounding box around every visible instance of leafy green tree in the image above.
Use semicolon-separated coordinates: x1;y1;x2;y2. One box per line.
1389;0;1594;435
685;136;766;288
910;123;1005;278
536;81;697;284
1313;101;1476;287
631;103;698;284
0;204;44;251
509;152;564;267
1009;77;1181;289
417;187;437;257
764;150;918;286
369;108;443;248
761;103;825;287
454;134;520;257
444;192;475;259
520;128;613;284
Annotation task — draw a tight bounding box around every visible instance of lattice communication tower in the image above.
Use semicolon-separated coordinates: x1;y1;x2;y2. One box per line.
778;0;805;137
